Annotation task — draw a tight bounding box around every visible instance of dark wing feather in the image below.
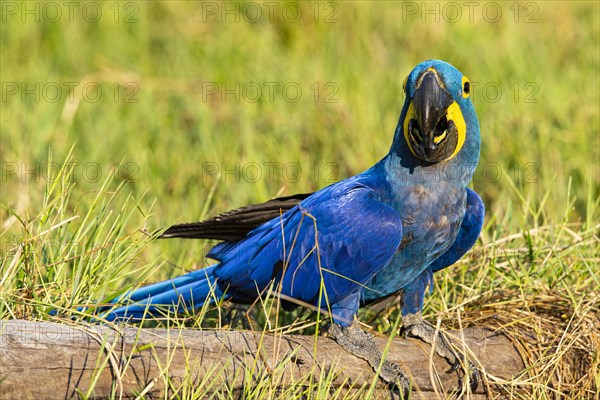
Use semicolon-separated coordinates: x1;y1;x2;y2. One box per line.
159;192;312;241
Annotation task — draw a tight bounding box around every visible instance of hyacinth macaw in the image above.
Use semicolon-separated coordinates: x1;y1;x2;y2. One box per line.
96;60;484;395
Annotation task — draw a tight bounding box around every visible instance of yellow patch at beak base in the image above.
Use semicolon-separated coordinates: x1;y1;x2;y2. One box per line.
403;100;467;161
445;101;466;160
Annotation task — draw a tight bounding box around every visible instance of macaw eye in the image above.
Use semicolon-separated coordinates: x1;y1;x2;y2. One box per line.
462;76;471;98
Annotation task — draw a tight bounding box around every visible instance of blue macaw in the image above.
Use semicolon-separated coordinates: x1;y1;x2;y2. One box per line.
98;60;484;395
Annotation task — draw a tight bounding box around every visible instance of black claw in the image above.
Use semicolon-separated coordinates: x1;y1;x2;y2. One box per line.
389;382;410;400
469;368;480;392
384;377;410;399
448;354;479;393
399;325;408;339
402;387;410;400
446;359;461;374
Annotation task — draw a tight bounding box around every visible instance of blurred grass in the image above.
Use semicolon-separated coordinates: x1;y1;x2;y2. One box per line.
1;1;599;399
2;1;598;231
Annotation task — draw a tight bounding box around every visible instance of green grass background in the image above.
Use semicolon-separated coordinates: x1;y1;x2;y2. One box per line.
1;1;599;399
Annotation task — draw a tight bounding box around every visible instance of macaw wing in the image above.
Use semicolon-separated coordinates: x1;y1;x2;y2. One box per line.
428;188;485;272
158;192;312;241
211;182;404;306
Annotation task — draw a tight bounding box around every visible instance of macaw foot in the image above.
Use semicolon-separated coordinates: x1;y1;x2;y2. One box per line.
401;312;479;393
329;322;411;399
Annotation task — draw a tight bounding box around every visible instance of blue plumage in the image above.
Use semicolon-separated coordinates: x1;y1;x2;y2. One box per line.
400;188;485;315
103;265;223;321
103;60;484;328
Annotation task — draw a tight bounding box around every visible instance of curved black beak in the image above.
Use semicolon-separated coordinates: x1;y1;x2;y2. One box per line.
410;70;454;162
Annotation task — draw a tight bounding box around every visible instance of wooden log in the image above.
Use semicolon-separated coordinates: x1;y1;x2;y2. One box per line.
0;320;524;399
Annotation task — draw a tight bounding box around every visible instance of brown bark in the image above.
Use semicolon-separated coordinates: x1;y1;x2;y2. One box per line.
0;320;524;399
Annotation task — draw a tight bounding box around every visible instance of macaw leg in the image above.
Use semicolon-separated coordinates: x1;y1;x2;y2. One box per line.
329;321;410;398
402;312;464;365
327;293;410;398
401;269;479;392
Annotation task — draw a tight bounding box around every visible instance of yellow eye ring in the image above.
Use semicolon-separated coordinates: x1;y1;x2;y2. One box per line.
462;76;471;98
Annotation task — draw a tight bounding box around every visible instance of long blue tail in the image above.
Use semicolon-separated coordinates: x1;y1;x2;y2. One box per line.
101;264;226;322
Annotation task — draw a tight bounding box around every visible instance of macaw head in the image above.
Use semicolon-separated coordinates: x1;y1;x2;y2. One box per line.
396;60;480;164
